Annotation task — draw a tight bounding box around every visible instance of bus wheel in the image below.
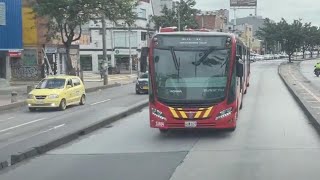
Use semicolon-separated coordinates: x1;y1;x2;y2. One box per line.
159;129;169;134
226;127;236;132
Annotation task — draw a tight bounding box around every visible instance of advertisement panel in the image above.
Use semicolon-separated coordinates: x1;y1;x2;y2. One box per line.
23;7;38;45
230;0;257;7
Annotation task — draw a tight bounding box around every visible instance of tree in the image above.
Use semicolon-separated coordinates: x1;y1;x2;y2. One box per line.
151;0;198;31
176;0;199;30
301;23;311;59
32;0;137;75
152;6;177;30
257;18;304;62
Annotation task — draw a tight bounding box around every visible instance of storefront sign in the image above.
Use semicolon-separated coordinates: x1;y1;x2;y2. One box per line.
8;50;22;58
45;46;57;54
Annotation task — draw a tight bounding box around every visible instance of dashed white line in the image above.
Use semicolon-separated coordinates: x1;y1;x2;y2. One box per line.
0;117;15;122
0;123;66;150
0;118;47;133
90;99;111;106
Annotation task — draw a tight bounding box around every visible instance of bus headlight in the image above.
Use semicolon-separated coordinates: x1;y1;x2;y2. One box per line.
216;108;233;120
151;108;166;121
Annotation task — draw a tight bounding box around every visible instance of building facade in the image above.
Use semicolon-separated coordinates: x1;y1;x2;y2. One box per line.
231;15;266;36
195;10;228;32
79;0;154;73
152;0;173;16
0;0;23;81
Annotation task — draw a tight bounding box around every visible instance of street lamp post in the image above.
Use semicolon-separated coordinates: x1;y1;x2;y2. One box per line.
102;14;108;85
128;26;132;74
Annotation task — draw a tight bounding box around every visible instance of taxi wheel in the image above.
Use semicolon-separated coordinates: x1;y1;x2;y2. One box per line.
29;107;36;112
80;95;86;105
59;99;67;111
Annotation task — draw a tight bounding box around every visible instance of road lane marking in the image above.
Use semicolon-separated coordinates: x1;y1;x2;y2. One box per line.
53;124;65;129
0;123;66;150
0;117;16;122
0;118;47;133
289;67;320;103
90;99;111;106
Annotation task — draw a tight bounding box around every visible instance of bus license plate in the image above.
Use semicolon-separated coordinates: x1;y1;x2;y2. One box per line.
185;121;197;128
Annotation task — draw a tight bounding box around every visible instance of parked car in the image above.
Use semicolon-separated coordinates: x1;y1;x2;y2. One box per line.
26;76;86;111
135;73;149;94
256;55;264;61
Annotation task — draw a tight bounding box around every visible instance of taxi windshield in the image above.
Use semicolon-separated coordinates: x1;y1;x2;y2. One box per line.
36;79;66;89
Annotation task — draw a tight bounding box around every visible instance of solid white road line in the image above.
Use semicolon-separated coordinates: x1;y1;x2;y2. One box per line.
90;99;111;106
0;123;66;150
0;118;47;133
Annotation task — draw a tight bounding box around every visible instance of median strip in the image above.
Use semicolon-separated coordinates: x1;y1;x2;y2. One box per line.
279;61;320;132
3;100;148;169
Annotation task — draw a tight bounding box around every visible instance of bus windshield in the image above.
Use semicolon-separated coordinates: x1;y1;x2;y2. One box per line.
153;47;231;104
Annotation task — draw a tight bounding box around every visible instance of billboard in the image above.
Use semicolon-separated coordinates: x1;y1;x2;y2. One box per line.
230;0;257;7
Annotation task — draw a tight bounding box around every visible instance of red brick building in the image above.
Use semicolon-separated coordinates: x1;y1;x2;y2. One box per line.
195;10;228;32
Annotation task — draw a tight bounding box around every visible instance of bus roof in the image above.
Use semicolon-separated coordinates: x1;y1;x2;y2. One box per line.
156;31;234;38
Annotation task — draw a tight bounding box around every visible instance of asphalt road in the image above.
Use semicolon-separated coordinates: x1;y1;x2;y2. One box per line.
0;83;147;164
300;59;320;89
2;61;320;180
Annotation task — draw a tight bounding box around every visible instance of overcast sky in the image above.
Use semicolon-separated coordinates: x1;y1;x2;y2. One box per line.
195;0;320;26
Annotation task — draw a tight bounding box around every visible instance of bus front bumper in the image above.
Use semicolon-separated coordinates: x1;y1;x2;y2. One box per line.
150;115;236;130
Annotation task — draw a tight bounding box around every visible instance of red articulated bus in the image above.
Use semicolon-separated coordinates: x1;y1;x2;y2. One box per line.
148;27;250;133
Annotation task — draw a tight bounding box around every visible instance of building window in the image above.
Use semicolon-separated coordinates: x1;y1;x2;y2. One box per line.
141;32;147;41
80;55;93;71
138;8;146;19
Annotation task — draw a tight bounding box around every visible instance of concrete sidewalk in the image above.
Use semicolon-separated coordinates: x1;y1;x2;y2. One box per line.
279;61;320;131
0;74;137;108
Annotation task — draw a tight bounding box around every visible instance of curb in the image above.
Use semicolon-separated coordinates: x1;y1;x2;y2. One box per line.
6;100;148;168
0;101;27;112
0;82;134;112
278;63;320;132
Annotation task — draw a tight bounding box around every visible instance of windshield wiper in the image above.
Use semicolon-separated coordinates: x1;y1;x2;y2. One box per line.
170;47;180;70
193;47;227;66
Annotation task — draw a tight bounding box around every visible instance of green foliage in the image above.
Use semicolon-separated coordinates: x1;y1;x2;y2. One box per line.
151;0;199;31
256;18;315;62
32;0;137;74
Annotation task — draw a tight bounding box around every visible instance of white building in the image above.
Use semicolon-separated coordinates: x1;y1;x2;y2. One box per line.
152;0;174;16
79;0;154;73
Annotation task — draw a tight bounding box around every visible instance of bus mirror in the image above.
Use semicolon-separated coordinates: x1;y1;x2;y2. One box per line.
236;61;244;77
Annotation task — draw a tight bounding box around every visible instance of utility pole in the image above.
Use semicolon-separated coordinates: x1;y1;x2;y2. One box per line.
102;14;108;85
128;26;132;74
178;5;181;31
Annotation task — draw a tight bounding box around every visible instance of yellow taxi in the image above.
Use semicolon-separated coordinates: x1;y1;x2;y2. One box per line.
27;76;86;111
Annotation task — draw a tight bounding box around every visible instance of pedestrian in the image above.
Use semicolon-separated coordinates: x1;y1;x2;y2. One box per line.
100;63;105;79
